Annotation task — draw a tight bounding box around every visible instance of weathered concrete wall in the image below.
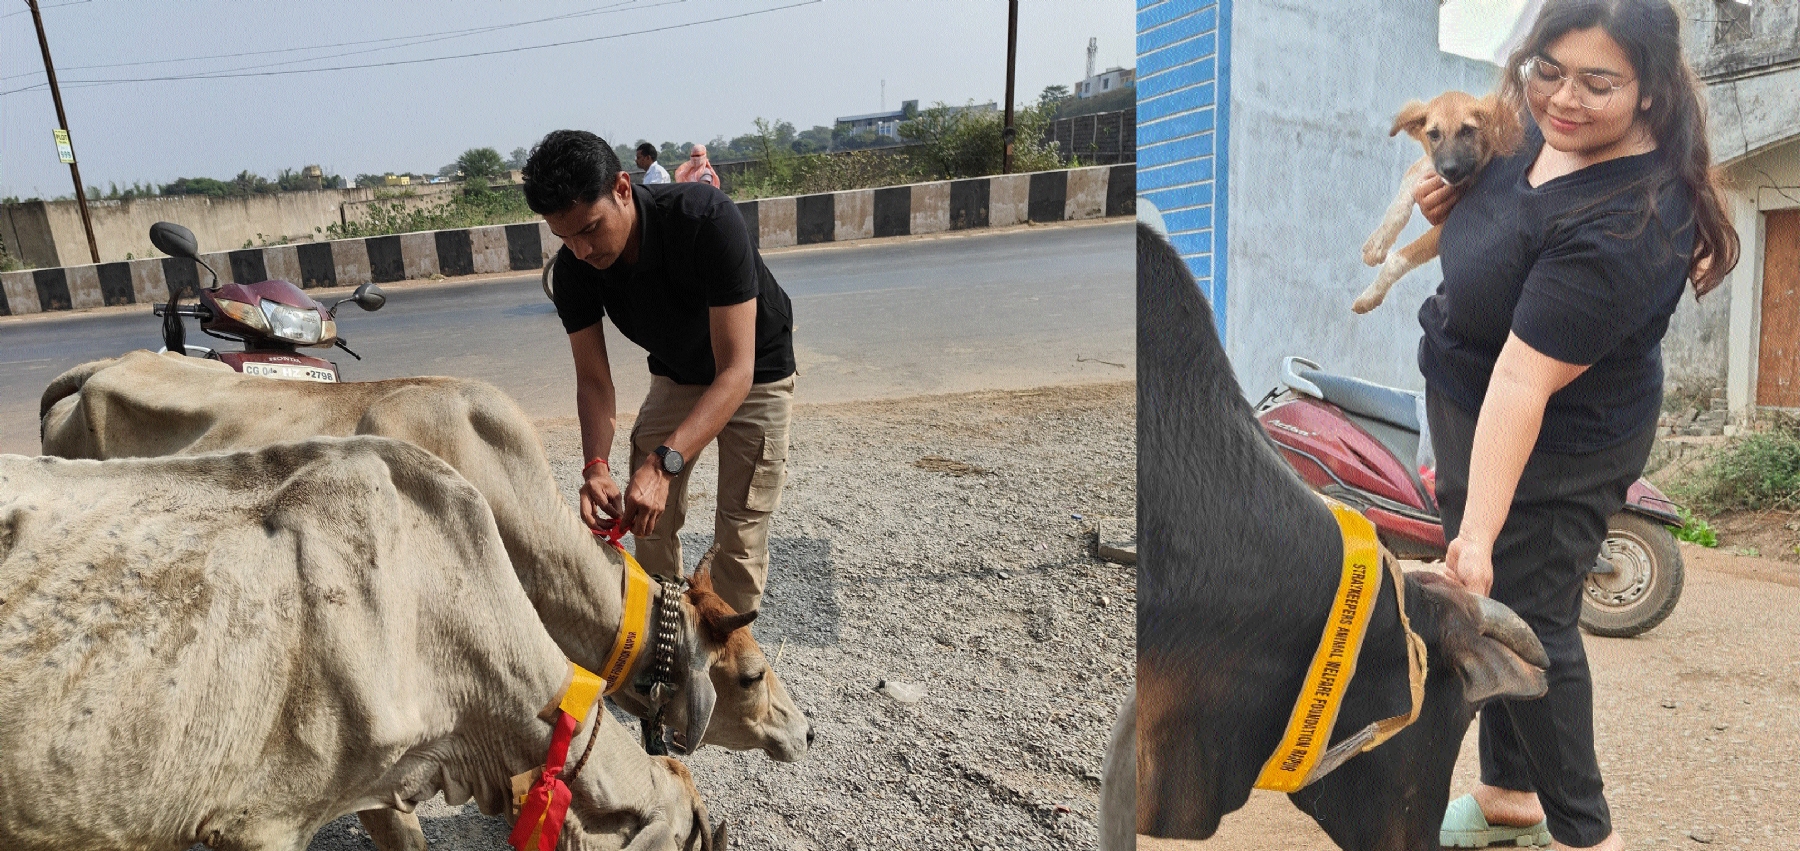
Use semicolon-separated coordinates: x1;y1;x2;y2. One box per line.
1222;0;1498;395
1;184;461;268
1675;0;1800;163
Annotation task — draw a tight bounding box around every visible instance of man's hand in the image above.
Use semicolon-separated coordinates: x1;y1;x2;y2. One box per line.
621;460;672;538
579;464;624;532
1414;172;1463;226
1445;535;1495;597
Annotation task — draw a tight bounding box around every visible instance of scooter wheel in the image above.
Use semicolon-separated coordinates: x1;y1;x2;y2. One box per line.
1580;511;1683;638
542;258;556;303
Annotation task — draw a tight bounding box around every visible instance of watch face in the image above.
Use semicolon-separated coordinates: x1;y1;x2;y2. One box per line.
660;448;684;475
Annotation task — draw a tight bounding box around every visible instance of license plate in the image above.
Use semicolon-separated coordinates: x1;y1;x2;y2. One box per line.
242;362;336;383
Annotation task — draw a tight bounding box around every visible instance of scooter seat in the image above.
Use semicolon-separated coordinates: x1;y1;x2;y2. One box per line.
1295;368;1422;433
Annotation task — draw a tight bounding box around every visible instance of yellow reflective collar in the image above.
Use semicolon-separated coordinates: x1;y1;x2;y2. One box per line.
1254;496;1427;792
597;549;655;696
559;663;605;722
1254;497;1384;792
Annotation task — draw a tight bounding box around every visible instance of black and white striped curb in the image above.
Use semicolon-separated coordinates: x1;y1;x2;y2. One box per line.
0;165;1133;316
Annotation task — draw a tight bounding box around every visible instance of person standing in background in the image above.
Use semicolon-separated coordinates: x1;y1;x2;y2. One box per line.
636;142;671;185
674;143;719;187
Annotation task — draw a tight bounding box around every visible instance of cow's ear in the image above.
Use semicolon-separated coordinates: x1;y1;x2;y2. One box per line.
1447;631;1549;704
708;610;757;638
1413;576;1549;704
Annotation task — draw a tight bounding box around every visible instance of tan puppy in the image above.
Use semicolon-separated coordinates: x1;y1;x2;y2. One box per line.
1353;91;1520;313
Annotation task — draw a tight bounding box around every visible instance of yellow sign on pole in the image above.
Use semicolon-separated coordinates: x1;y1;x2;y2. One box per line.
53;128;74;164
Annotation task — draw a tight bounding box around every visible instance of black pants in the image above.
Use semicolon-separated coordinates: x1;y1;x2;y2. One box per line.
1427;391;1656;848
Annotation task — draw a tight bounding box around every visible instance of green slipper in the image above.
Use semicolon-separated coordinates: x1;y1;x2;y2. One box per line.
1440;794;1552;848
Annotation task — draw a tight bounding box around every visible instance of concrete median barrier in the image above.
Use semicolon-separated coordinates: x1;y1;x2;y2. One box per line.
0;166;1132;317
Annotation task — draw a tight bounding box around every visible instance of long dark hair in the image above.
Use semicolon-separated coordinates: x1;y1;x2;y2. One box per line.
1498;0;1739;295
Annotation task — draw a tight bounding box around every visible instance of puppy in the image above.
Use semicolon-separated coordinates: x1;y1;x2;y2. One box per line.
1353;91;1519;314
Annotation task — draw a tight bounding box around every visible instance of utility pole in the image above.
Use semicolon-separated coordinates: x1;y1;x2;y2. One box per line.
28;0;101;264
1002;0;1018;174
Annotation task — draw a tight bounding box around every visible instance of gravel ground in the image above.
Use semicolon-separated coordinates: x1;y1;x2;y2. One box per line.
1140;546;1800;851
303;381;1136;851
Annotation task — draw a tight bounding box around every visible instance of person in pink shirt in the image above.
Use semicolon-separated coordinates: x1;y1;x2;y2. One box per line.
674;144;718;187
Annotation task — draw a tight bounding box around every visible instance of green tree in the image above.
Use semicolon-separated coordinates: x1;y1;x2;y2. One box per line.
900;102;1062;178
455;147;507;186
794;125;832;154
507;147;530;169
1038;84;1071;110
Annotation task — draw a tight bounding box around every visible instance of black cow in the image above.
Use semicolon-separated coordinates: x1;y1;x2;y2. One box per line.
1100;224;1551;851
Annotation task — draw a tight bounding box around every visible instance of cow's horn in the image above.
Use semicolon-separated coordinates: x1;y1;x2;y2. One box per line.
1475;596;1550;668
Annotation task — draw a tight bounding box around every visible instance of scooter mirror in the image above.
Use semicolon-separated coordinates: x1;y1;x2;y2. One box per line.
148;222;200;260
352;283;386;311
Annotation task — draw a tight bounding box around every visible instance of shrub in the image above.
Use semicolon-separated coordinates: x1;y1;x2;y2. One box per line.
1671;415;1800;512
900;101;1062;180
327;186;537;239
1673;507;1718;547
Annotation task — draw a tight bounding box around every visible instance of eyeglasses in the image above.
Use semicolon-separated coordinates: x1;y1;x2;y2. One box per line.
1520;56;1633;111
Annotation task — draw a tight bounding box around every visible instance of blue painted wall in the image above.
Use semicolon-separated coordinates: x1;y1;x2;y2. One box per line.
1136;0;1230;338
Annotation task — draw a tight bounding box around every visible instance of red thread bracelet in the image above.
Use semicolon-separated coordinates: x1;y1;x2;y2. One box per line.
582;458;608;474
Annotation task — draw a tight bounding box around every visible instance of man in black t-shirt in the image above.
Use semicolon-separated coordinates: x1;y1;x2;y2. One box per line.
522;130;795;615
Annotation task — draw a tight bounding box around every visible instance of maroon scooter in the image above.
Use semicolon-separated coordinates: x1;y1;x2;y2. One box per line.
1254;356;1684;638
147;221;384;382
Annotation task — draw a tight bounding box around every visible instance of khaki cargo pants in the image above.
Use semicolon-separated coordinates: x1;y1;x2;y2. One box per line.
629;374;794;615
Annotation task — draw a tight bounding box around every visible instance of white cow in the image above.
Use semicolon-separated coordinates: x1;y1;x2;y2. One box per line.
39;351;811;760
0;437;713;851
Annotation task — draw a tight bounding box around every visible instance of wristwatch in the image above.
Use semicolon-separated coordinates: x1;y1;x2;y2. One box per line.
654;445;684;475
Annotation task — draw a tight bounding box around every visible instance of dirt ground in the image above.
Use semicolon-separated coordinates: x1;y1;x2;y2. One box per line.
1141;545;1800;851
303;382;1136;851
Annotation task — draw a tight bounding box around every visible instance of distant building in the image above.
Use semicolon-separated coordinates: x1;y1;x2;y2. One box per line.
1076;38;1135;98
1674;0;1800;418
1077;67;1135;98
834;100;997;139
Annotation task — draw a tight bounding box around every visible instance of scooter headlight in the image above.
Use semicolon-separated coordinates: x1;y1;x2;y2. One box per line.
260;300;325;345
215;298;271;334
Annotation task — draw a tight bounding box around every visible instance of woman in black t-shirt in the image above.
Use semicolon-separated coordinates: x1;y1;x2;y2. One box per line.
1412;2;1739;850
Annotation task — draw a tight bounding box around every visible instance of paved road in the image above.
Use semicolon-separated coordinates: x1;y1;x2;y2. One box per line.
0;220;1132;455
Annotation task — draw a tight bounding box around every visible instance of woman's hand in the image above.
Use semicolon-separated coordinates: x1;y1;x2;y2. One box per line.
579;465;624;532
1445;535;1495;597
1414;173;1463;226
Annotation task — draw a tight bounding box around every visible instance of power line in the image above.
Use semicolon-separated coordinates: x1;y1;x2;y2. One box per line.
0;1;816;96
0;0;656;83
0;0;92;20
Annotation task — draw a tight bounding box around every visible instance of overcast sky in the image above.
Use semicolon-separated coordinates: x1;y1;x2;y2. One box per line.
1;0;1133;198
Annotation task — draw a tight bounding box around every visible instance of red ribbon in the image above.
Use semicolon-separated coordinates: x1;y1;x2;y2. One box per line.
592;516;628;551
508;710;579;851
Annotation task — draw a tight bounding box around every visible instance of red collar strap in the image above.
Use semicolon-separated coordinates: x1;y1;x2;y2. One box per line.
509;663;605;851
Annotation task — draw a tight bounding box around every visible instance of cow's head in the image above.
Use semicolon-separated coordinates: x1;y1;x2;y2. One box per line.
1290;571;1549;851
680;554;813;761
566;748;722;851
611;548;813;763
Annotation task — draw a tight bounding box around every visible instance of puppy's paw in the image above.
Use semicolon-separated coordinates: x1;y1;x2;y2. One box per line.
1361;239;1389;267
1351;289;1385;314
